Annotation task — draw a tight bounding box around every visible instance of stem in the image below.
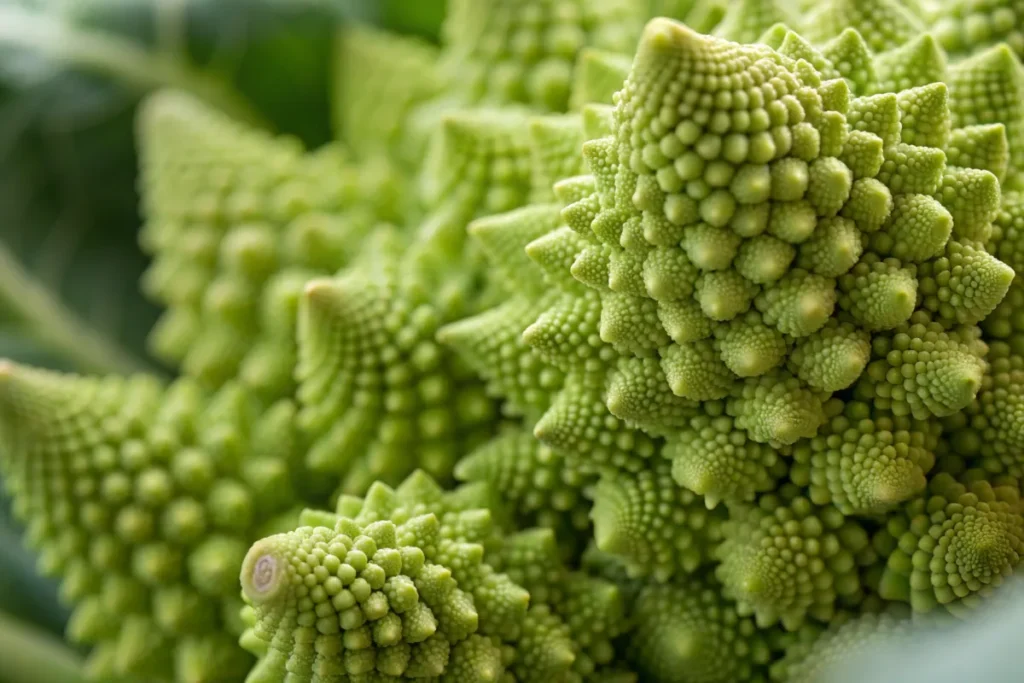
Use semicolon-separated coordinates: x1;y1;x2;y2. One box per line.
0;6;266;127
0;242;154;375
0;612;86;683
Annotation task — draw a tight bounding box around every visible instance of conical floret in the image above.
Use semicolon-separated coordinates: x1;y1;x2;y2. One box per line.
0;362;300;682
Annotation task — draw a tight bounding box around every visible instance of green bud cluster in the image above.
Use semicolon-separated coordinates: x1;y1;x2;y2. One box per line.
944;341;1024;475
0;362;302;682
714;486;874;630
627;578;780;683
138;92;400;397
875;471;1024;615
295;228;498;497
454;428;593;544
438;0;648;113
516;18;1011;462
789;400;937;514
447;14;1022;592
7;2;1024;682
240;471;632;682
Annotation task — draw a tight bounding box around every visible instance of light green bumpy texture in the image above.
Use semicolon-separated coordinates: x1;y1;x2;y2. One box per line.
239;471;631;683
138;91;401;397
6;1;1024;683
434;2;1024;681
515;17;1010;462
0;362;303;681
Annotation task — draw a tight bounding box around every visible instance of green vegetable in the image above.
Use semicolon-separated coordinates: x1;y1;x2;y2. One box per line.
627;578;779;683
3;1;1024;682
0;361;303;681
239;471;631;682
875;471;1024;614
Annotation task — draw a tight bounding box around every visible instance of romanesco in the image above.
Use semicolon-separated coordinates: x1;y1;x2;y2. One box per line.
0;362;302;681
239;471;631;682
5;2;1024;682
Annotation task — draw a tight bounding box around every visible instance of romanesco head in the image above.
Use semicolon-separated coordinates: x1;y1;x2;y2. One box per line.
9;4;1024;683
499;18;1014;474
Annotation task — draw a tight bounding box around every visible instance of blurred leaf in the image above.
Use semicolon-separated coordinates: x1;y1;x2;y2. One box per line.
376;0;446;42
0;610;85;683
0;3;266;122
61;0;347;146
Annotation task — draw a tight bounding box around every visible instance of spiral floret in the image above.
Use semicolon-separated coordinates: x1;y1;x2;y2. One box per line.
855;311;988;420
626;579;777;683
875;472;1024;616
714;490;870;630
945;342;1024;475
241;471;631;682
590;463;725;582
137;91;397;396
296;232;497;496
241;517;511;681
789;401;935;514
665;409;787;508
515;17;1012;455
0;362;297;682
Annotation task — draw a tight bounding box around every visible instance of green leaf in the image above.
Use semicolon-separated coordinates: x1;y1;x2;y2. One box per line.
0;610;85;683
376;0;446;42
59;0;350;146
0;63;163;374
